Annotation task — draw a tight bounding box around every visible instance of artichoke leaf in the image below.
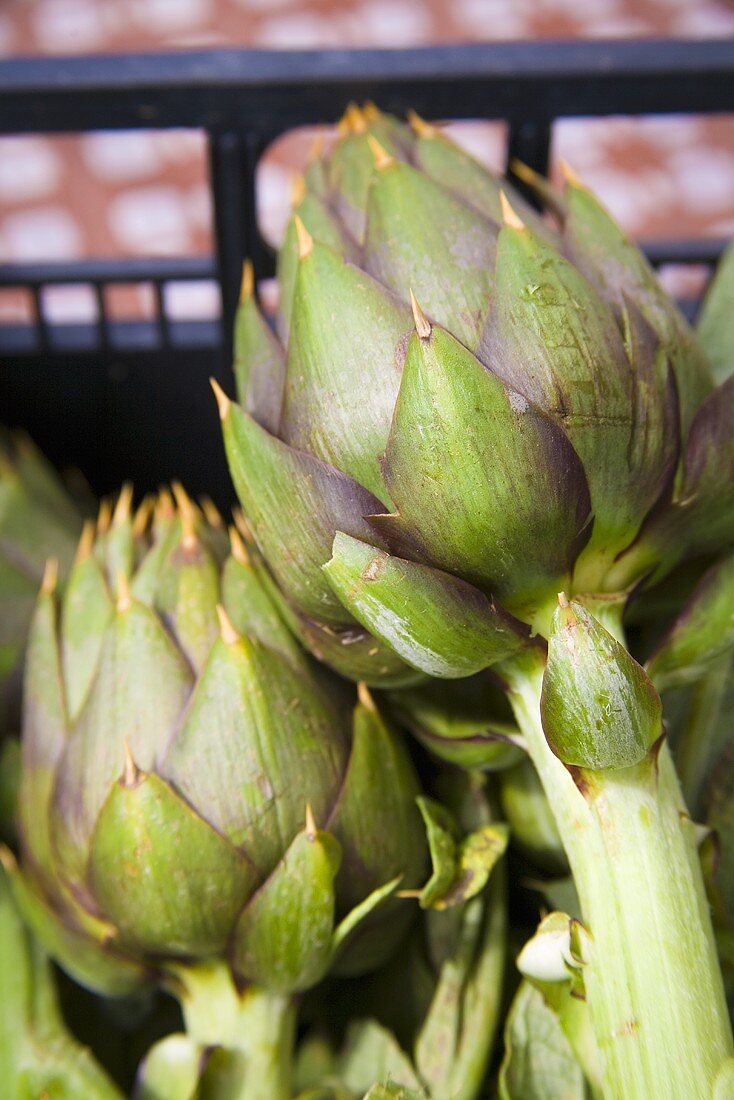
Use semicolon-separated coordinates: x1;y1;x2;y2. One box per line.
380;320;590;612
222;400;386;626
88;769;257;957
231;823;340;993
324;533;528;678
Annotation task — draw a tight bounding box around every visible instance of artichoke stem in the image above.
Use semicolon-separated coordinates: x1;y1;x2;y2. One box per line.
172;961;296;1100
507;657;733;1100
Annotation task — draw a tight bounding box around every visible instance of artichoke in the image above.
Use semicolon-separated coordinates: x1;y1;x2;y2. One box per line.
6;484;426;1100
218;104;734;1098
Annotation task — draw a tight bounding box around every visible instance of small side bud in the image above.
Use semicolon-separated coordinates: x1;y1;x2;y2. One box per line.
209;377;232;421
216;603;240;646
366;134;394;171
500;191;526;230
240;259;254;302
305;802;317;840
41;557;59;596
410;290;432;339
294;215;313;260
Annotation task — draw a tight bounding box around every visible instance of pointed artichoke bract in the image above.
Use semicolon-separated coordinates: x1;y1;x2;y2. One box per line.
233;263;286;434
363;150;497;348
279;236;411;503
380;315;590;616
15;485;427;1002
560;175;713;434
697;240;734;385
478;215;675;586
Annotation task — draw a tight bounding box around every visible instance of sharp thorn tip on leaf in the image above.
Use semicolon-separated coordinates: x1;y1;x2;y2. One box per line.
200;496;223;528
509;158;540;185
345;101;366;134
97;498;112;536
560;158;583;187
240;259;254;302
290;172;306;209
500;191;525;230
131;496;154;538
293;215;313;259
75;519;95;563
558;591;570;608
216;603;240;645
366;133;394;171
112;482;134;527
116;569;132;613
410;290;431;338
209;377;232;421
171;481;198;548
41;556;59;596
407;108;436;138
122;740;141;787
357;681;376;711
305;802;317;839
228;524;250;566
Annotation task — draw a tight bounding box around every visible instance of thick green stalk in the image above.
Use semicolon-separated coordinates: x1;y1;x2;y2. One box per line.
173;962;296;1100
507;657;732;1100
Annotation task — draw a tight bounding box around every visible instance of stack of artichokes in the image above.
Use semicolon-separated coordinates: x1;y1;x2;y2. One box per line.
2;103;734;1100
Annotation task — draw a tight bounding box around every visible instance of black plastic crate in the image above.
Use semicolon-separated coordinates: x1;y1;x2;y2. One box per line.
1;38;733;504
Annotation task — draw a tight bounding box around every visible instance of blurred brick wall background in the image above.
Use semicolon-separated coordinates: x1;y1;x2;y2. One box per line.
1;0;733;323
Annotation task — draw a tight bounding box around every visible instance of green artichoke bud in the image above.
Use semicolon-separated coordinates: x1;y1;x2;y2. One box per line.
0;430;82;735
697;240;734;385
220;104;722;689
11;485;426;1004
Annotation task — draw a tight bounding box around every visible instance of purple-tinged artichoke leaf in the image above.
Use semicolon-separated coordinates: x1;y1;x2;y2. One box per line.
223;402;387;626
163;632;349;876
18;588;67;896
245;547;421;686
541;598;662;771
328;690;425;926
327;124;404;243
324;534;528;678
52;598;194;888
363;156;497;348
646;553;734;692
154;533;220;673
60;546;113;725
411;119;553;240
697;240;734;385
480;219;662;576
278;239;411;503
221;551;303;669
562;177;713;433
88;769;256;957
231;822;340;993
382;321;590;611
277;196;360;340
234;280;285;434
